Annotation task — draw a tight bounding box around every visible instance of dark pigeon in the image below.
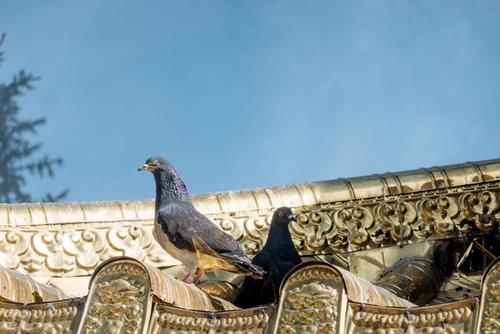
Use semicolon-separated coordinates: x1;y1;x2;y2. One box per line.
139;156;264;283
234;207;301;308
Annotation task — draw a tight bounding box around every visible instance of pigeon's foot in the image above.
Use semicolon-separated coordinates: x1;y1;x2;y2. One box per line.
182;272;195;283
193;267;205;284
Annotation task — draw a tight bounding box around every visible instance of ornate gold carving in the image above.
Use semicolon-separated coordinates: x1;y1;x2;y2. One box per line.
416;195;458;236
280;282;339;334
0;175;498;278
375;201;417;243
215;215;270;255
0;231;28;270
0;224;171;277
286;266;341;286
292;211;335;251
292;184;499;253
478;259;500;334
0;299;79;334
78;260;151;334
83;278;146;333
274;264;343;334
350;300;475;333
154;305;272;333
458;191;499;232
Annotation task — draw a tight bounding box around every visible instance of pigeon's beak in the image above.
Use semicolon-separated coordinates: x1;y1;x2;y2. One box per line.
288;214;295;221
138;164;152;172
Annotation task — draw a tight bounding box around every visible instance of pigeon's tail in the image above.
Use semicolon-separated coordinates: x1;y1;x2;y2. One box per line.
216;253;265;279
192;238;266;279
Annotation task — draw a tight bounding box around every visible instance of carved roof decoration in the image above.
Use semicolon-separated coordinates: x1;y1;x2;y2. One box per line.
0;158;498;279
1;158;499;226
0;158;497;333
0;265;68;303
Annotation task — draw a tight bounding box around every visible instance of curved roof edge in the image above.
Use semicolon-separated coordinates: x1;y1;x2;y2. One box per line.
1;158;499;226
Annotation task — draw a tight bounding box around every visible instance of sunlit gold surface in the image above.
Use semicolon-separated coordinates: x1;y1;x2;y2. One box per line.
0;298;83;333
197;280;238;303
477;258;500;333
150;304;273;334
0;158;497;333
0;267;68;303
0;265;67;303
77;256;268;334
348;298;477;333
0;158;498;279
273;262;480;334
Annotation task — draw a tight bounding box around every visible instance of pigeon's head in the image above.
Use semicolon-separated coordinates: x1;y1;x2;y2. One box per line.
138;156;175;174
272;207;295;226
139;156;190;200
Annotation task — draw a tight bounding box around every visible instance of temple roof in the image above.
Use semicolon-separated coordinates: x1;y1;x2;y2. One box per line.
0;158;498;333
1;158;499;226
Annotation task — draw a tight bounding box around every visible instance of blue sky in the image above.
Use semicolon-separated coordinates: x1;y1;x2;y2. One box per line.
1;1;499;202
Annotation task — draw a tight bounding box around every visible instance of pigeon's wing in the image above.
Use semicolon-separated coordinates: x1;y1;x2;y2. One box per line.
233;255;278;307
234;273;274;308
157;201;242;254
158;202;264;278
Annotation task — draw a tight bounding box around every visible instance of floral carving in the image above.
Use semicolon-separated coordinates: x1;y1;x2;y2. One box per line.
107;225;164;262
352;304;474;333
32;232;75;273
416;196;459;236
291;211;335;252
479;260;500;334
333;206;373;248
374;201;417;243
63;230;106;270
0;231;28;270
0;184;499;277
156;305;272;332
80;262;150;334
0;301;78;334
214;215;269;255
458;191;499;232
279;282;339;334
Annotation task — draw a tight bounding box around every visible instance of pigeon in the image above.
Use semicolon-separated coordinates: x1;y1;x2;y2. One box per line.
139;156;264;283
233;207;301;308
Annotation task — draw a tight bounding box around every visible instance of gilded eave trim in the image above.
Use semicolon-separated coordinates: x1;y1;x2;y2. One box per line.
0;158;498;278
1;158;499;227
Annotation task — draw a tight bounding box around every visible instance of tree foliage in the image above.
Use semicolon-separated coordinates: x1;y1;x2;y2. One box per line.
0;34;68;203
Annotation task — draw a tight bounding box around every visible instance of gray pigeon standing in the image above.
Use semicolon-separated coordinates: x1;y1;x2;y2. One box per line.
233;207;301;307
139;156;264;283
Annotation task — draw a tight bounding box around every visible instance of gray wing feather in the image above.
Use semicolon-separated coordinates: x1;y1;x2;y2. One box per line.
157;201;244;256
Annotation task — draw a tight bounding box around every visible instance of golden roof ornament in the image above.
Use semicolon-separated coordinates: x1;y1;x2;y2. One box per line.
0;158;497;333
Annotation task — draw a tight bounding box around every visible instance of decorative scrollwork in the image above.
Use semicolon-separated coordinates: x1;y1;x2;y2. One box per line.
214;215;269;255
107;225;161;262
0;231;28;270
458;191;499;232
83;278;146;334
0;183;498;277
274;264;343;334
333;206;373;248
416;196;459;236
80;261;150;334
156;305;272;332
278;282;339;334
0;301;79;334
32;232;75;273
351;304;474;333
374;201;417;243
478;260;500;333
291;211;335;252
